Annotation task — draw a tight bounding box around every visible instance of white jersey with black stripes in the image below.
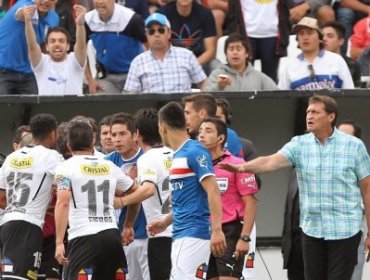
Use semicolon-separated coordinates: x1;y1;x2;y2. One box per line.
0;145;64;228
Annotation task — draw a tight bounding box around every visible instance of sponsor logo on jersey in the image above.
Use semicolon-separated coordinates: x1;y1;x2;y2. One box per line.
0;258;14;272
241;176;257;189
77;268;93;280
163;156;172;170
196;154;208;168
143;169;156;176
81;164;110;175
216;178;228;194
10;157;33;169
27;270;38;280
195;262;208;279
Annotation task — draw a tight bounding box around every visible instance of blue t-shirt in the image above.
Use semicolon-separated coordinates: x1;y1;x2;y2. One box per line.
170;139;215;240
105;149;147;239
0;0;59;73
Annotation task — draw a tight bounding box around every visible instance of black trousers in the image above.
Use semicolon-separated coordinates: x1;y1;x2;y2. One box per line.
301;231;361;280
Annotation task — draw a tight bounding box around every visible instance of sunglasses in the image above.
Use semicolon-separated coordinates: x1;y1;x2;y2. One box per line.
147;27;166;36
307;64;316;82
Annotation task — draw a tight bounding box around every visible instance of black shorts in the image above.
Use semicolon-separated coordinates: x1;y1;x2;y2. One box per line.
206;221;244;279
38;235;61;279
64;228;127;280
0;220;43;279
148;237;172;280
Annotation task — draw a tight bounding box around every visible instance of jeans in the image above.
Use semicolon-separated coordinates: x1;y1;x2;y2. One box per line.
0;69;38;95
248;36;279;82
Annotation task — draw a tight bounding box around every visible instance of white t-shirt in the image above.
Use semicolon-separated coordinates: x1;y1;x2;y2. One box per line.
137;146;173;238
33;53;85;96
55;155;134;240
241;0;279;38
278;50;355;90
0;145;64;228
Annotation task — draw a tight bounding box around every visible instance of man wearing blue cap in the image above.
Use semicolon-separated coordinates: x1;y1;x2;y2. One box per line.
124;13;206;94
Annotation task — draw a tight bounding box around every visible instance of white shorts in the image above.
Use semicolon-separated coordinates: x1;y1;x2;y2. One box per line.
123;238;149;280
171;237;210;280
242;223;256;279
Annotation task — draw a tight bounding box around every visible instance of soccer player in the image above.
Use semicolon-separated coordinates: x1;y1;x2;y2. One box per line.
105;112;149;280
198;117;258;280
117;108;173;280
54;121;139;279
149;101;226;279
0;113;63;279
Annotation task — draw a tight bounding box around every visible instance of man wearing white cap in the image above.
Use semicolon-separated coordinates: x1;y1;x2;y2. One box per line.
278;16;354;90
124;13;206;94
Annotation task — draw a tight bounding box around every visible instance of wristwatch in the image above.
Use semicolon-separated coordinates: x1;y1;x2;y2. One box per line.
240;235;251;242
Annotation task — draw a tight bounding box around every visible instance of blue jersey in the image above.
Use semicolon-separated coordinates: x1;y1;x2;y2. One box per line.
0;0;59;73
170;139;215;240
105;149;147;238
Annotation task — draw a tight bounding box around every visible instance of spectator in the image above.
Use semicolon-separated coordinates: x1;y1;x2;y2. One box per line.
124;13;206;93
158;0;217;74
322;21;361;87
148;101;226;279
124;0;149;19
0;0;59;94
183;93;244;158
200;0;228;38
25;5;87;96
84;0;147;94
220;95;370;280
105;112;149;280
349;16;370;76
336;0;369;55
289;0;335;25
198;117;258;280
98;114;115;154
204;33;278;91
279;17;354;90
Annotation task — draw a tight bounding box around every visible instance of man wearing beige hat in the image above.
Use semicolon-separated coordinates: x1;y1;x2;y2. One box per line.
278;16;354;90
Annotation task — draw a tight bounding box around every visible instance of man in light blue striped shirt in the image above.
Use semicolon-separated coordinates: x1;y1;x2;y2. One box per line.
123;13;206;94
219;95;370;280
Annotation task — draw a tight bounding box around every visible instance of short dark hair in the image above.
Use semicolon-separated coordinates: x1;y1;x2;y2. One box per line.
13;125;31;144
308;95;338;127
110;113;135;134
158;102;186;130
201;117;228;148
68;121;94;152
99;115;113;128
46;27;71;44
338;120;362;139
29;114;58;141
322;21;345;39
182;93;216;117
56;122;72;159
224;33;249;54
134;108;161;146
215;98;233;126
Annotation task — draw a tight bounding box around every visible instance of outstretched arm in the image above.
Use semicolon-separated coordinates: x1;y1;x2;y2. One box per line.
73;5;87;67
219;152;290;174
24;5;42;68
